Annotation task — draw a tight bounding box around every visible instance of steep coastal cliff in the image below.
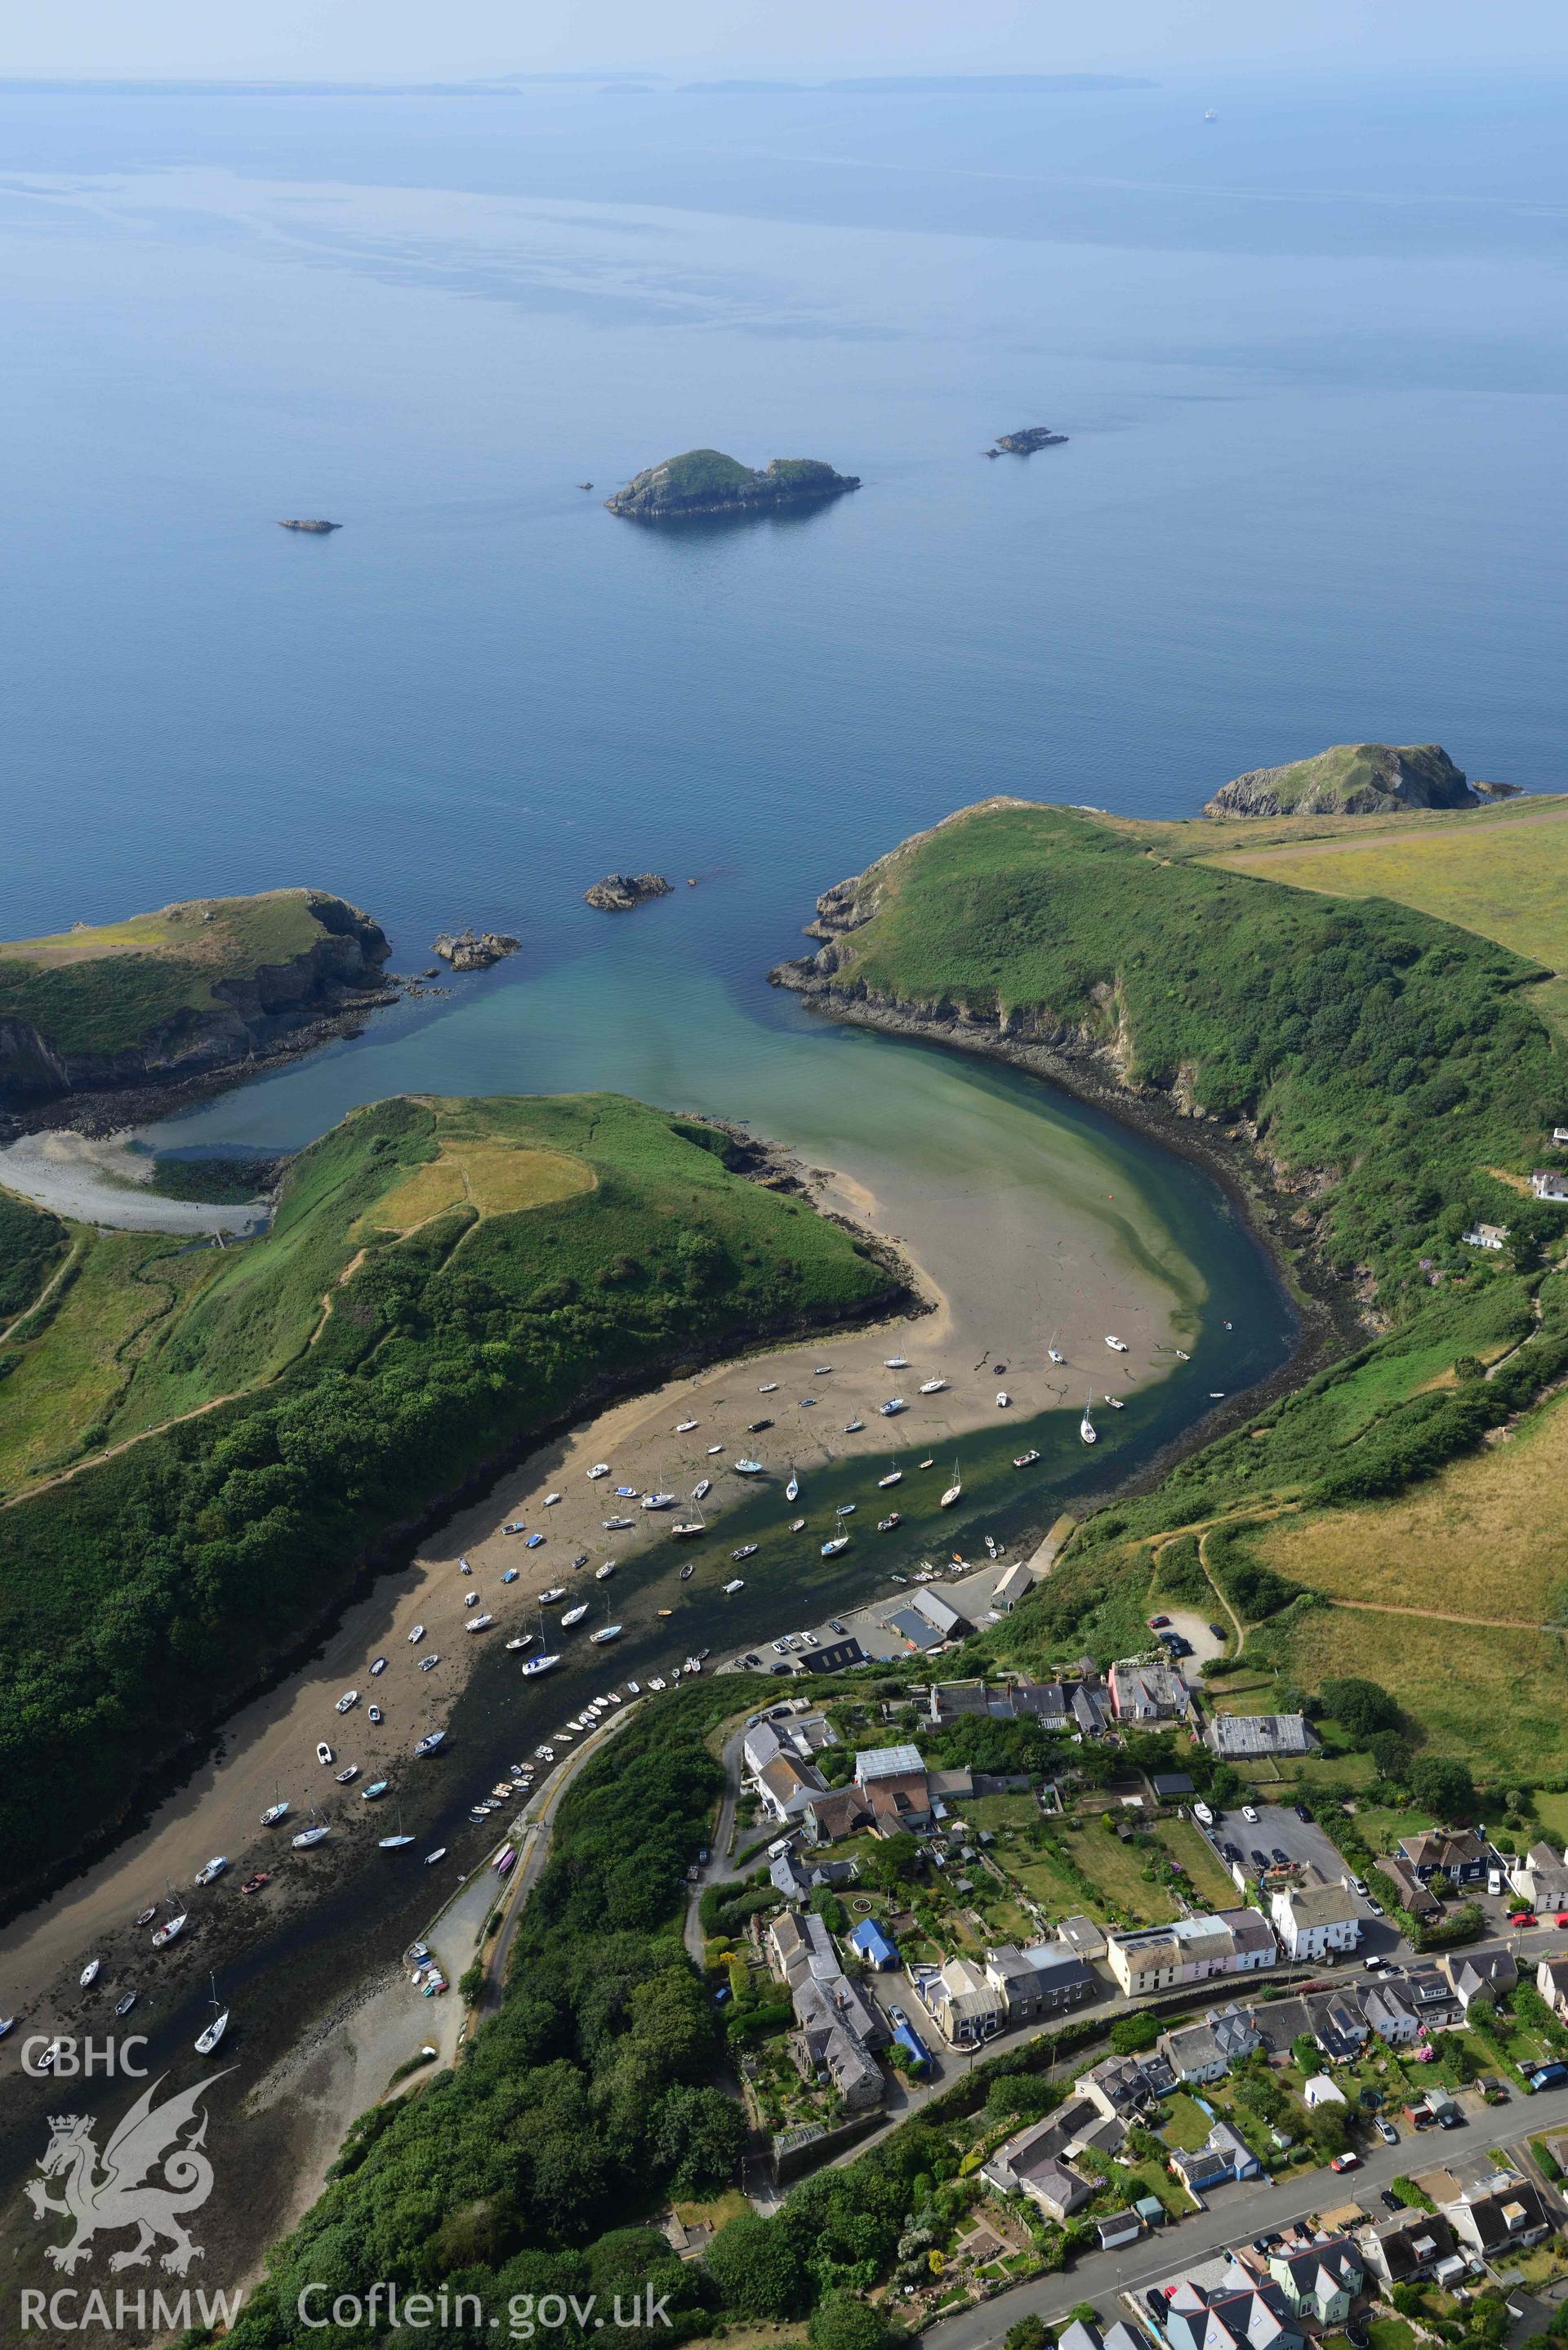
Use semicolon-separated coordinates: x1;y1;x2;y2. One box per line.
0;888;391;1112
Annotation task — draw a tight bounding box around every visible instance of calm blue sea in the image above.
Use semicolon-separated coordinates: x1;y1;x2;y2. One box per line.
0;69;1562;1205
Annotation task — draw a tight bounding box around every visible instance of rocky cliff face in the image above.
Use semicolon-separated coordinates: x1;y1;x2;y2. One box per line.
1202;741;1501;819
604;450;860;519
584;873;673;911
0;893;390;1111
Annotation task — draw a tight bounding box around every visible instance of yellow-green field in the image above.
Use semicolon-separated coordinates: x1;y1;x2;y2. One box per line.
3;890;326;970
1255;1386;1568;1625
1202;800;1568;1011
1273;1607;1568;1779
364;1141;595;1234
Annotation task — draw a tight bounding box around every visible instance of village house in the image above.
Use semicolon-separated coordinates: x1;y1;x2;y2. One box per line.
983;1941;1098;2022
1080;2049;1176;2122
766;1910;835;1984
1398;1827;1489;1885
1271;1880;1360;1962
1358;1978;1420;2045
1157;2275;1304;2350
991;1561;1038;1612
1158;2004;1263;2085
1058;1913;1110;1962
791;1964;887;2051
1536;1953;1568;2019
1531;1169;1568;1202
804;1786;873;1845
1266;2238;1363;2324
1358;2210;1459;2290
1462;1222;1508;1251
1246;1995;1316;2057
1060;2317;1151;2350
1380;1853;1441;1922
1511;1843;1568;1913
1444;1947;1518;2011
1403;1963;1461;2027
789;2014;884;2112
1106;1909;1276;1997
1107;1657;1192;1723
851;1743;936;1834
847;1916;900;1969
981;2096;1126;2208
922;1954;1006;2048
1307;1990;1370;2062
1205;1714;1316;1761
755;1752;830;1823
1434;2161;1552;2258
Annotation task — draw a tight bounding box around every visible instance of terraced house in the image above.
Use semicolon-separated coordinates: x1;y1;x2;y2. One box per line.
1106;1909;1276;1997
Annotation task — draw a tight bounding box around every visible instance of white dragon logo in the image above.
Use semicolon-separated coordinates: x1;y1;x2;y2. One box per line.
25;2069;234;2275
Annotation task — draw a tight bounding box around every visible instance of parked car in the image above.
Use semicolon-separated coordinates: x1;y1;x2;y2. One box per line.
1330;2152;1361;2174
1147;1613;1170;1630
1294;1804;1313;1822
888;2004;910;2030
1510;1910;1539;1927
1251;1849;1270;1871
1365;1955;1388;1973
1378;2120;1399;2145
1242;1805;1260;1823
1272;1847;1290;1866
1209;1624;1228;1641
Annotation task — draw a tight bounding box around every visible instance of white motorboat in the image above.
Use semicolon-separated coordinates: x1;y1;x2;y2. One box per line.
879;1398;906;1416
595;1561;617;1579
506;1632;537;1652
465;1612;494;1632
334;1764;360;1785
877;1513;901;1532
521;1653;560;1677
424;1848;448;1866
1106;1335;1129;1352
723;1577;746;1594
370;1656;387;1676
641;1491;676;1511
732;1542;758;1561
1013;1447;1040;1468
734;1456;764;1474
672;1518;704;1537
316;1743;335;1767
361;1779;390;1799
1174;1349;1191;1361
561;1603;590;1628
116;1991;137;2018
261;1799;290;1826
152;1911;188;1950
1047;1340;1065;1364
413;1728;447;1756
408;1624;425;1643
786;1471;800;1502
80;1959;101;1988
918;1376;947;1394
844;1417;864;1433
835;1502;856;1517
1080;1402;1097;1445
706;1443;724;1455
603;1514;634;1530
625;1681;639;1694
368;1704;382;1724
1102;1394;1124;1409
758;1381;778;1394
693;1478;711;1501
1193;1799;1214;1827
587;1463;610;1479
996;1390;1011;1407
679;1559;696;1579
675;1416;699;1433
336;1690;359;1714
292;1822;331;1849
1209;1390;1227;1399
789;1517;806;1532
878;1469;902;1488
884;1355;908;1369
539;1585;568;1603
821;1535;850;1557
545;1492;562;1505
590;1624;622;1644
194;1855;229;1885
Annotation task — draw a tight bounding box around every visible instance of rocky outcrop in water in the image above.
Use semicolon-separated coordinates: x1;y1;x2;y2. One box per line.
278;519;341;533
584;873;674;912
604;449;860;519
994;426;1069;453
431;929;520;971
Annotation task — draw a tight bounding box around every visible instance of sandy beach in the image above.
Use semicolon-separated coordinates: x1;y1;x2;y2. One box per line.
0;1128;268;1234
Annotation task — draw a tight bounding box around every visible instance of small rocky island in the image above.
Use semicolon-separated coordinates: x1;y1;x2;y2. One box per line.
992;426;1069;454
431;928;520;971
1204;741;1520;819
278;519;341;533
584;873;673;912
604;449;860;519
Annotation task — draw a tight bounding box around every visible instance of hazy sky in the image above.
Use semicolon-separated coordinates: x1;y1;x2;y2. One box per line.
4;0;1566;83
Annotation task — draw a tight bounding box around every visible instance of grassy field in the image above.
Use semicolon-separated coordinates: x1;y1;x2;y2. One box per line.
0;1093;900;1894
1254;1385;1568;1625
0;887;379;1056
363;1140;595;1232
1205;801;1568;981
